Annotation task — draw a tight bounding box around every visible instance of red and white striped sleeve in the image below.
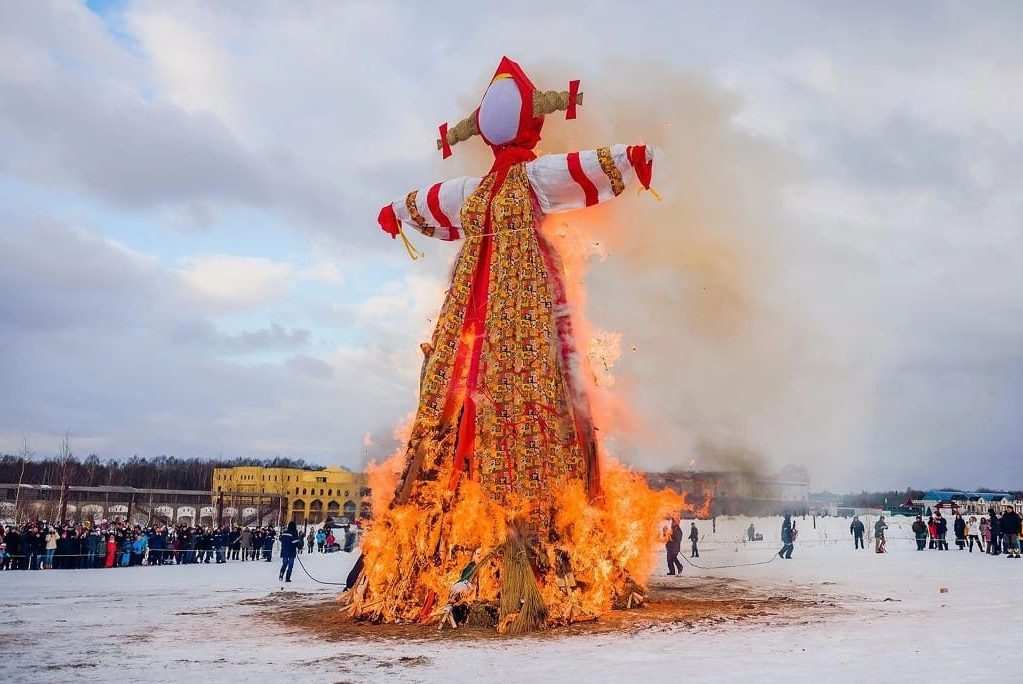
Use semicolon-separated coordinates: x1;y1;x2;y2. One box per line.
390;176;481;241
525;144;657;214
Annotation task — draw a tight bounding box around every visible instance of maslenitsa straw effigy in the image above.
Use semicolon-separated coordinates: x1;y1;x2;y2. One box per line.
340;57;681;634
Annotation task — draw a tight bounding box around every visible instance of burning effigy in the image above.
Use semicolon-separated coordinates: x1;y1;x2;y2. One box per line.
346;57;689;634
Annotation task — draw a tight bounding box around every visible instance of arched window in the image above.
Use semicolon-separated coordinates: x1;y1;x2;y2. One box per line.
328;501;340;513
320;488;324;496
343;500;357;517
302;488;307;495
328;489;332;497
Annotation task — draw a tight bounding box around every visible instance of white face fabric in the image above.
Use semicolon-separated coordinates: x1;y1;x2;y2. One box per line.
477;77;522;146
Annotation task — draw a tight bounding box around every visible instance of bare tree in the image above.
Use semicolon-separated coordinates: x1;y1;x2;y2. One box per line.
13;436;32;524
54;431;75;522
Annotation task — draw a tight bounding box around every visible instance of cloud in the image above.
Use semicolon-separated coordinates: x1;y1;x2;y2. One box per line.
179;255;293;308
218;323;310;354
0;214;415;465
1;1;1022;490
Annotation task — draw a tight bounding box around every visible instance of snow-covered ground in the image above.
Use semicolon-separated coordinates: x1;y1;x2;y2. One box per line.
3;515;1019;683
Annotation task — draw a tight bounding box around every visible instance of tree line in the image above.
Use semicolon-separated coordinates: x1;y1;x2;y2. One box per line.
826;487;1022;509
0;452;324;492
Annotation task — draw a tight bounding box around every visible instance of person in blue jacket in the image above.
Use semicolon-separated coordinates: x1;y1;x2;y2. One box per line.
131;534;147;566
278;521;303;582
121;537;132;567
778;515;795;559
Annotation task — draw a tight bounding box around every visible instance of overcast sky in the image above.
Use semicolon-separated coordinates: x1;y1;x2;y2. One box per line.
1;1;1021;492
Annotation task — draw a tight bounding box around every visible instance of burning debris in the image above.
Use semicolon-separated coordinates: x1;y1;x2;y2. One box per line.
354;57;685;633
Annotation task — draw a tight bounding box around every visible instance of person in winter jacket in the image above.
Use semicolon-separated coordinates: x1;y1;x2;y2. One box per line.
778;515;795;559
278;521;303;582
306;529;315;554
987;509;1001;555
228;526;241;561
912;516;928;550
239;527;252;561
965;516;983;552
105;535;116;568
665;517;684;574
262;528;275;561
873;516;888;553
44;529;58;569
149;526;167;566
4;527;21;569
1001;505;1022;558
973;517;990;556
131;534;146;566
85;530;100;568
850;516;866;549
689;522;700;558
934;512;949;550
120;537;131;567
315;529;326;553
953;514;967;550
211;527;226;564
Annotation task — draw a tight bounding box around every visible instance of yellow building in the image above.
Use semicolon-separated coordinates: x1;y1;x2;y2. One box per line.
212;465;369;525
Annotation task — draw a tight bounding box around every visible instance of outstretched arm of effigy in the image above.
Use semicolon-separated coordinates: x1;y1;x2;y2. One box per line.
377;176;481;241
525;144;657;214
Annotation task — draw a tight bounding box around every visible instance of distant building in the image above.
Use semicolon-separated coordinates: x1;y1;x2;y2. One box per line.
645;465;810;516
913;490;1022;516
212;465;370;525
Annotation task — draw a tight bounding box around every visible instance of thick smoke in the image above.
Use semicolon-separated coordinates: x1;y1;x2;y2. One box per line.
526;61;872;481
387;61;874;485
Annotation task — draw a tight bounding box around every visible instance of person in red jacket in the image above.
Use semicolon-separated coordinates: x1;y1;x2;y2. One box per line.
104;535;116;568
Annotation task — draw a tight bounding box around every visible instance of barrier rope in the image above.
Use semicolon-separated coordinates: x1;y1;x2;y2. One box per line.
678;549;781;570
292;552;346;586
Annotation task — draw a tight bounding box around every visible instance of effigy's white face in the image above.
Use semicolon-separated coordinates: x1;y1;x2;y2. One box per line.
478;76;521;145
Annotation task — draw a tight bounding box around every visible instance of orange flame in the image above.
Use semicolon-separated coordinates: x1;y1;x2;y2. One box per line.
353;213;696;628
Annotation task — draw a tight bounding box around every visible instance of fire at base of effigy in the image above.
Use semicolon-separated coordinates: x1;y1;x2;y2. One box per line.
338;447;703;635
343;56;691;635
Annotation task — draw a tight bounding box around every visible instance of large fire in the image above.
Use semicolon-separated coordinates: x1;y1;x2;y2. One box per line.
345;215;709;633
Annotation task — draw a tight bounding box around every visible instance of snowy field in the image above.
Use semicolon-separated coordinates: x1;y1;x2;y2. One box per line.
2;515;1019;683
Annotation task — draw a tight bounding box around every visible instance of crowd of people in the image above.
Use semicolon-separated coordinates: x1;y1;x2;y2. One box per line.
832;506;1022;558
662;506;1023;574
0;518;359;571
908;506;1022;557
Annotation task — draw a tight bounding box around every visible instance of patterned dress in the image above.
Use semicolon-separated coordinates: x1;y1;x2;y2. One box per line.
388;145;654;528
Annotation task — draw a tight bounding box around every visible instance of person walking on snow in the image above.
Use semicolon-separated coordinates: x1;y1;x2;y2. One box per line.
850;516;865;549
278;521;303;582
873;516;888;553
665;517;683;575
778;515;795;559
688;522;700;558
